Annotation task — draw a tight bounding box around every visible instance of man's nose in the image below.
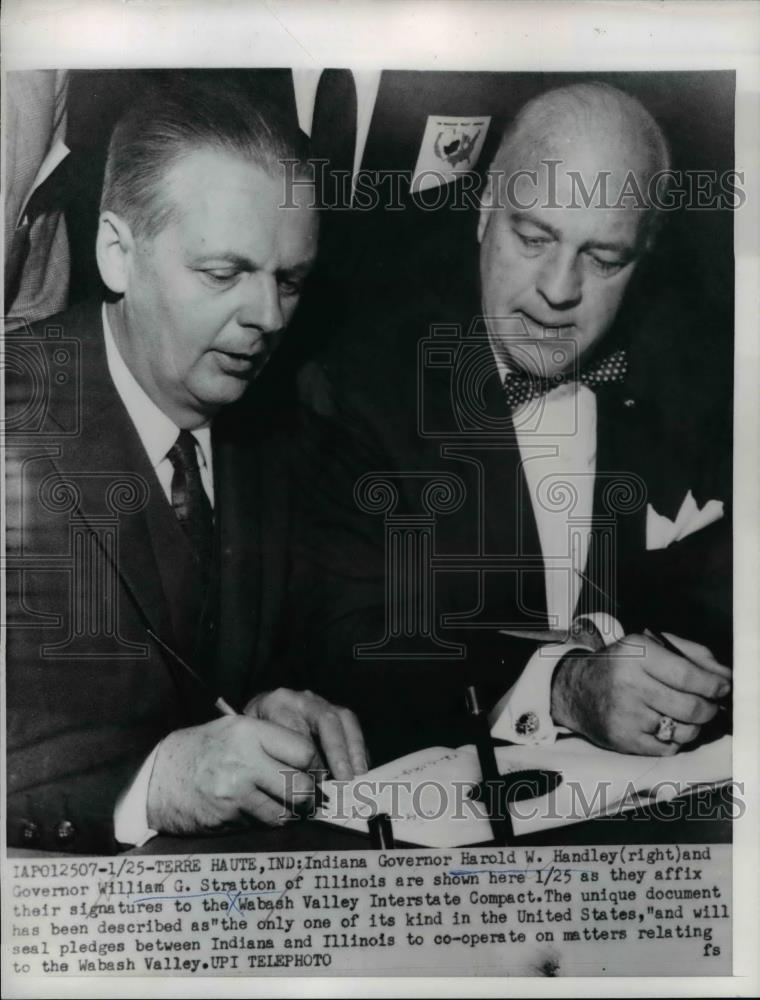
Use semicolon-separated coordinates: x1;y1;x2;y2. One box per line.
236;273;284;333
535;248;582;311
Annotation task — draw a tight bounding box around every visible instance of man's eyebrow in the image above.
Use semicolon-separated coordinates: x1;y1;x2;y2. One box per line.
579;238;636;256
277;260;314;279
189;253;316;275
190;252;256;269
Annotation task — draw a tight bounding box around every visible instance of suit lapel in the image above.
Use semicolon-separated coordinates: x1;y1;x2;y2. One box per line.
436;321;546;629
479;362;546;626
204;410;263;706
144;465;206;662
46;304;175;645
579;383;648;619
253;432;291;674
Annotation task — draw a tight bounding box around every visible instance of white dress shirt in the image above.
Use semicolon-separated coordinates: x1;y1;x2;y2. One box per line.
102;305;214;504
291;68;382;201
102;305;214;846
487;349;623;744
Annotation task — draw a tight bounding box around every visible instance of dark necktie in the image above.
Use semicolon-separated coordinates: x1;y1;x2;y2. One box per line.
502;348;628;409
311;69;358;195
167;430;214;579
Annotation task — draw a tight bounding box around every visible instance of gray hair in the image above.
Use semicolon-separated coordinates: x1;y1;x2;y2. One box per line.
100;77;311;240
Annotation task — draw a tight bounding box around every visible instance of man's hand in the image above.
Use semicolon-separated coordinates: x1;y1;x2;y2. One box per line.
147;715;316;835
244;688;369;780
551;633;731;755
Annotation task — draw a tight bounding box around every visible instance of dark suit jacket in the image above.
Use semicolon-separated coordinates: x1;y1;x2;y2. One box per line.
5;301;297;853
294;287;732;764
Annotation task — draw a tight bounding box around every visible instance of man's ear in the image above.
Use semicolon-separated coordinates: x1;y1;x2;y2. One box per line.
96;211;135;294
641;206;665;255
477;175;495;244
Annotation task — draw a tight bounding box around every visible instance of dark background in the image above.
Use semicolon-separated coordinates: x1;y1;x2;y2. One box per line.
61;68;735;384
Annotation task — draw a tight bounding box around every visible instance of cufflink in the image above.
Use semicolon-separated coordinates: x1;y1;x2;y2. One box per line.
20;819;40;845
515;711;540;736
55;819;76;846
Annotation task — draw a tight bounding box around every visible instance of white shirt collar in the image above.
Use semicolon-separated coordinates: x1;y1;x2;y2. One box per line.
101;303;212;472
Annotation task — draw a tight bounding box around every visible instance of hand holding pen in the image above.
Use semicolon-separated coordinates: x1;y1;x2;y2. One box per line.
551;629;730;756
145;629;367;834
645;628;731;713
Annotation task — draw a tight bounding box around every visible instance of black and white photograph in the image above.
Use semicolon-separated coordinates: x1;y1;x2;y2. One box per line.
2;1;759;995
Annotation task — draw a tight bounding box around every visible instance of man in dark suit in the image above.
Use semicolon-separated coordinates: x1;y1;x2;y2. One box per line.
296;81;732;765
5;79;367;854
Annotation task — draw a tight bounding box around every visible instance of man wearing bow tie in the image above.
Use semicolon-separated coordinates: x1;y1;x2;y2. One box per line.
6;78;367;854
297;81;732;763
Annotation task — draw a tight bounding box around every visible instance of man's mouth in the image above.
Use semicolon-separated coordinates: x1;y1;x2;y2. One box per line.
519;311;575;335
214;347;268;375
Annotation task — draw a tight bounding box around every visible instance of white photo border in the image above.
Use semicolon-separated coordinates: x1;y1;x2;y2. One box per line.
2;1;758;998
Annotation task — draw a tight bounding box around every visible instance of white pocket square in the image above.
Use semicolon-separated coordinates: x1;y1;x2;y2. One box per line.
646;490;724;550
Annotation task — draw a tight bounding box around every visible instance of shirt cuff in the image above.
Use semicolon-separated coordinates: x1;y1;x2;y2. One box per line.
489;642;583;744
573;612;625;648
489;614;625;745
114;743;161;848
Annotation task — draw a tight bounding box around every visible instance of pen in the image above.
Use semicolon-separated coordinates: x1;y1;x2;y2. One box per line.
646;627;687;659
146;627;330;807
465;685;513;846
646;628;729;712
147;627;237;715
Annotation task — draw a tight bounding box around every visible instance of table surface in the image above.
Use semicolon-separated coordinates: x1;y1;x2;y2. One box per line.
7;795;730;859
128;788;731;855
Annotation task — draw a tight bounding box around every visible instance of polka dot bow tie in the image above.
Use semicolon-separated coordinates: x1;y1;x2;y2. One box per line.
501;348;628;409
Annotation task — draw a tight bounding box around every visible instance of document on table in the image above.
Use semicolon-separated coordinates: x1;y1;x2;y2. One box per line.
315;736;732;848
